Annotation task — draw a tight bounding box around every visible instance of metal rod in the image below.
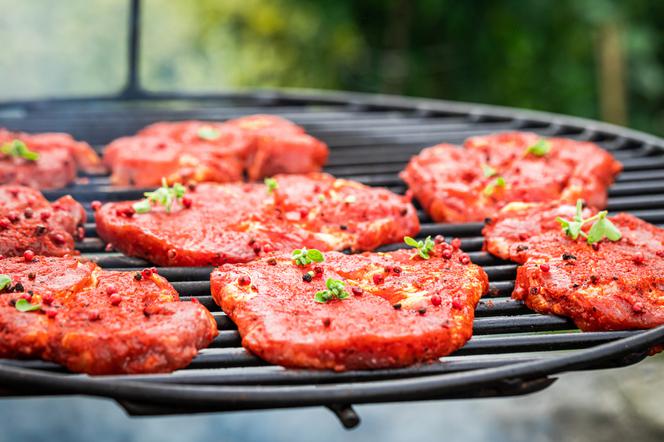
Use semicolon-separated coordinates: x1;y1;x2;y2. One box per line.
122;0;142;98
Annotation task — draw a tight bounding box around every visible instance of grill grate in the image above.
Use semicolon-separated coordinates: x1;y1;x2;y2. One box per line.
0;91;663;428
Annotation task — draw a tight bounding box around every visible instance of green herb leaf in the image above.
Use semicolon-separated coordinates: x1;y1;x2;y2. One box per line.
0;140;40;162
132;199;152;214
314;278;349;303
587;212;622;243
197;126;221;141
483;176;506;196
481;164;497;178
556;199;622;245
264;177;278;194
404;235;435;259
292;247;325;266
15;298;41;312
306;249;324;263
404;236;419;247
525;139;551;157
132;178;187;214
0;274;11;291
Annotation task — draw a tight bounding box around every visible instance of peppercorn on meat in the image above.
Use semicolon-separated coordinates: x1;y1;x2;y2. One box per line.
0;185;86;257
483;202;664;331
0;256;217;374
0;129;104;189
95;173;420;266
401;132;622;223
210;246;488;370
104;115;328;186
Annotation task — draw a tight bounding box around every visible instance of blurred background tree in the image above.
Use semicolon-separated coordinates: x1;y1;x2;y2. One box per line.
1;0;662;135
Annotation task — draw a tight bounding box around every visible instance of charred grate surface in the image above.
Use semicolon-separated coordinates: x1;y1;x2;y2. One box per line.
0;91;663;427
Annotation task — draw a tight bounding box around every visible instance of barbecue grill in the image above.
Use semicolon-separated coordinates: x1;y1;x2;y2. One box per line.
1;0;663;430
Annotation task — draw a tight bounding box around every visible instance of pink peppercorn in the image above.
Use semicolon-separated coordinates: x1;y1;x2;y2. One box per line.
431;295;442;306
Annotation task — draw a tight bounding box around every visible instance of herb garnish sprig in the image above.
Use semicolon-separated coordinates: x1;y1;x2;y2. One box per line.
15;298;41;312
404;235;435;259
133;178;186;214
292;247;325;266
1;140;40;161
264;177;278;194
525;139;551;157
556;199;622;244
483;176;506;196
482;164;497;178
314;278;350;303
196;126;221;141
0;274;11;291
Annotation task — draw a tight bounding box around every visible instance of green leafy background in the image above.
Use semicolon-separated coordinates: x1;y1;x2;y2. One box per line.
0;0;662;135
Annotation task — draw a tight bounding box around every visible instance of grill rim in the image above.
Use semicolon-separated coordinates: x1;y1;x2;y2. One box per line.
0;88;663;425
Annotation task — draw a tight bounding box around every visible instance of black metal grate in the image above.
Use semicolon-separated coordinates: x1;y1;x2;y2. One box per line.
0;90;663;428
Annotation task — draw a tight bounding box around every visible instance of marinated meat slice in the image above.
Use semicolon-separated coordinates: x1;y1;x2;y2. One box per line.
226;115;328;180
95;173;420;266
105;124;251;186
0;185;85;256
104;115;328;186
225;114;304;135
210;246;488;370
401;132;622;223
0;256;217;374
483;202;664;331
0;129;104;189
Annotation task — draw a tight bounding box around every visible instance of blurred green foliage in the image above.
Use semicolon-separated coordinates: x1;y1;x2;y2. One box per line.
142;0;663;135
0;0;661;135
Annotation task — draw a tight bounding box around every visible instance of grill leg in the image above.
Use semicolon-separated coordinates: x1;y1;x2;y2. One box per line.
327;403;361;429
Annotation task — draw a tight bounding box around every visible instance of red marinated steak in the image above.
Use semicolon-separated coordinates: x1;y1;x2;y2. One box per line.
211;245;488;370
483;201;664;331
401;132;622;223
95;173;420;266
0;185;85;257
0;256;217;374
104;115;328;186
0;129;104;189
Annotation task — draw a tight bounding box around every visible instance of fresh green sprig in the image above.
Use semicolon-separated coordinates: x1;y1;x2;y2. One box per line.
483;176;506;196
314;278;350;303
133;178;186;214
481;164;497;178
525;139;551;157
1;140;39;161
556;199;622;244
264;177;278;194
0;274;11;291
15;298;41;312
404;235;435;259
196;126;221;141
292;247;325;266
